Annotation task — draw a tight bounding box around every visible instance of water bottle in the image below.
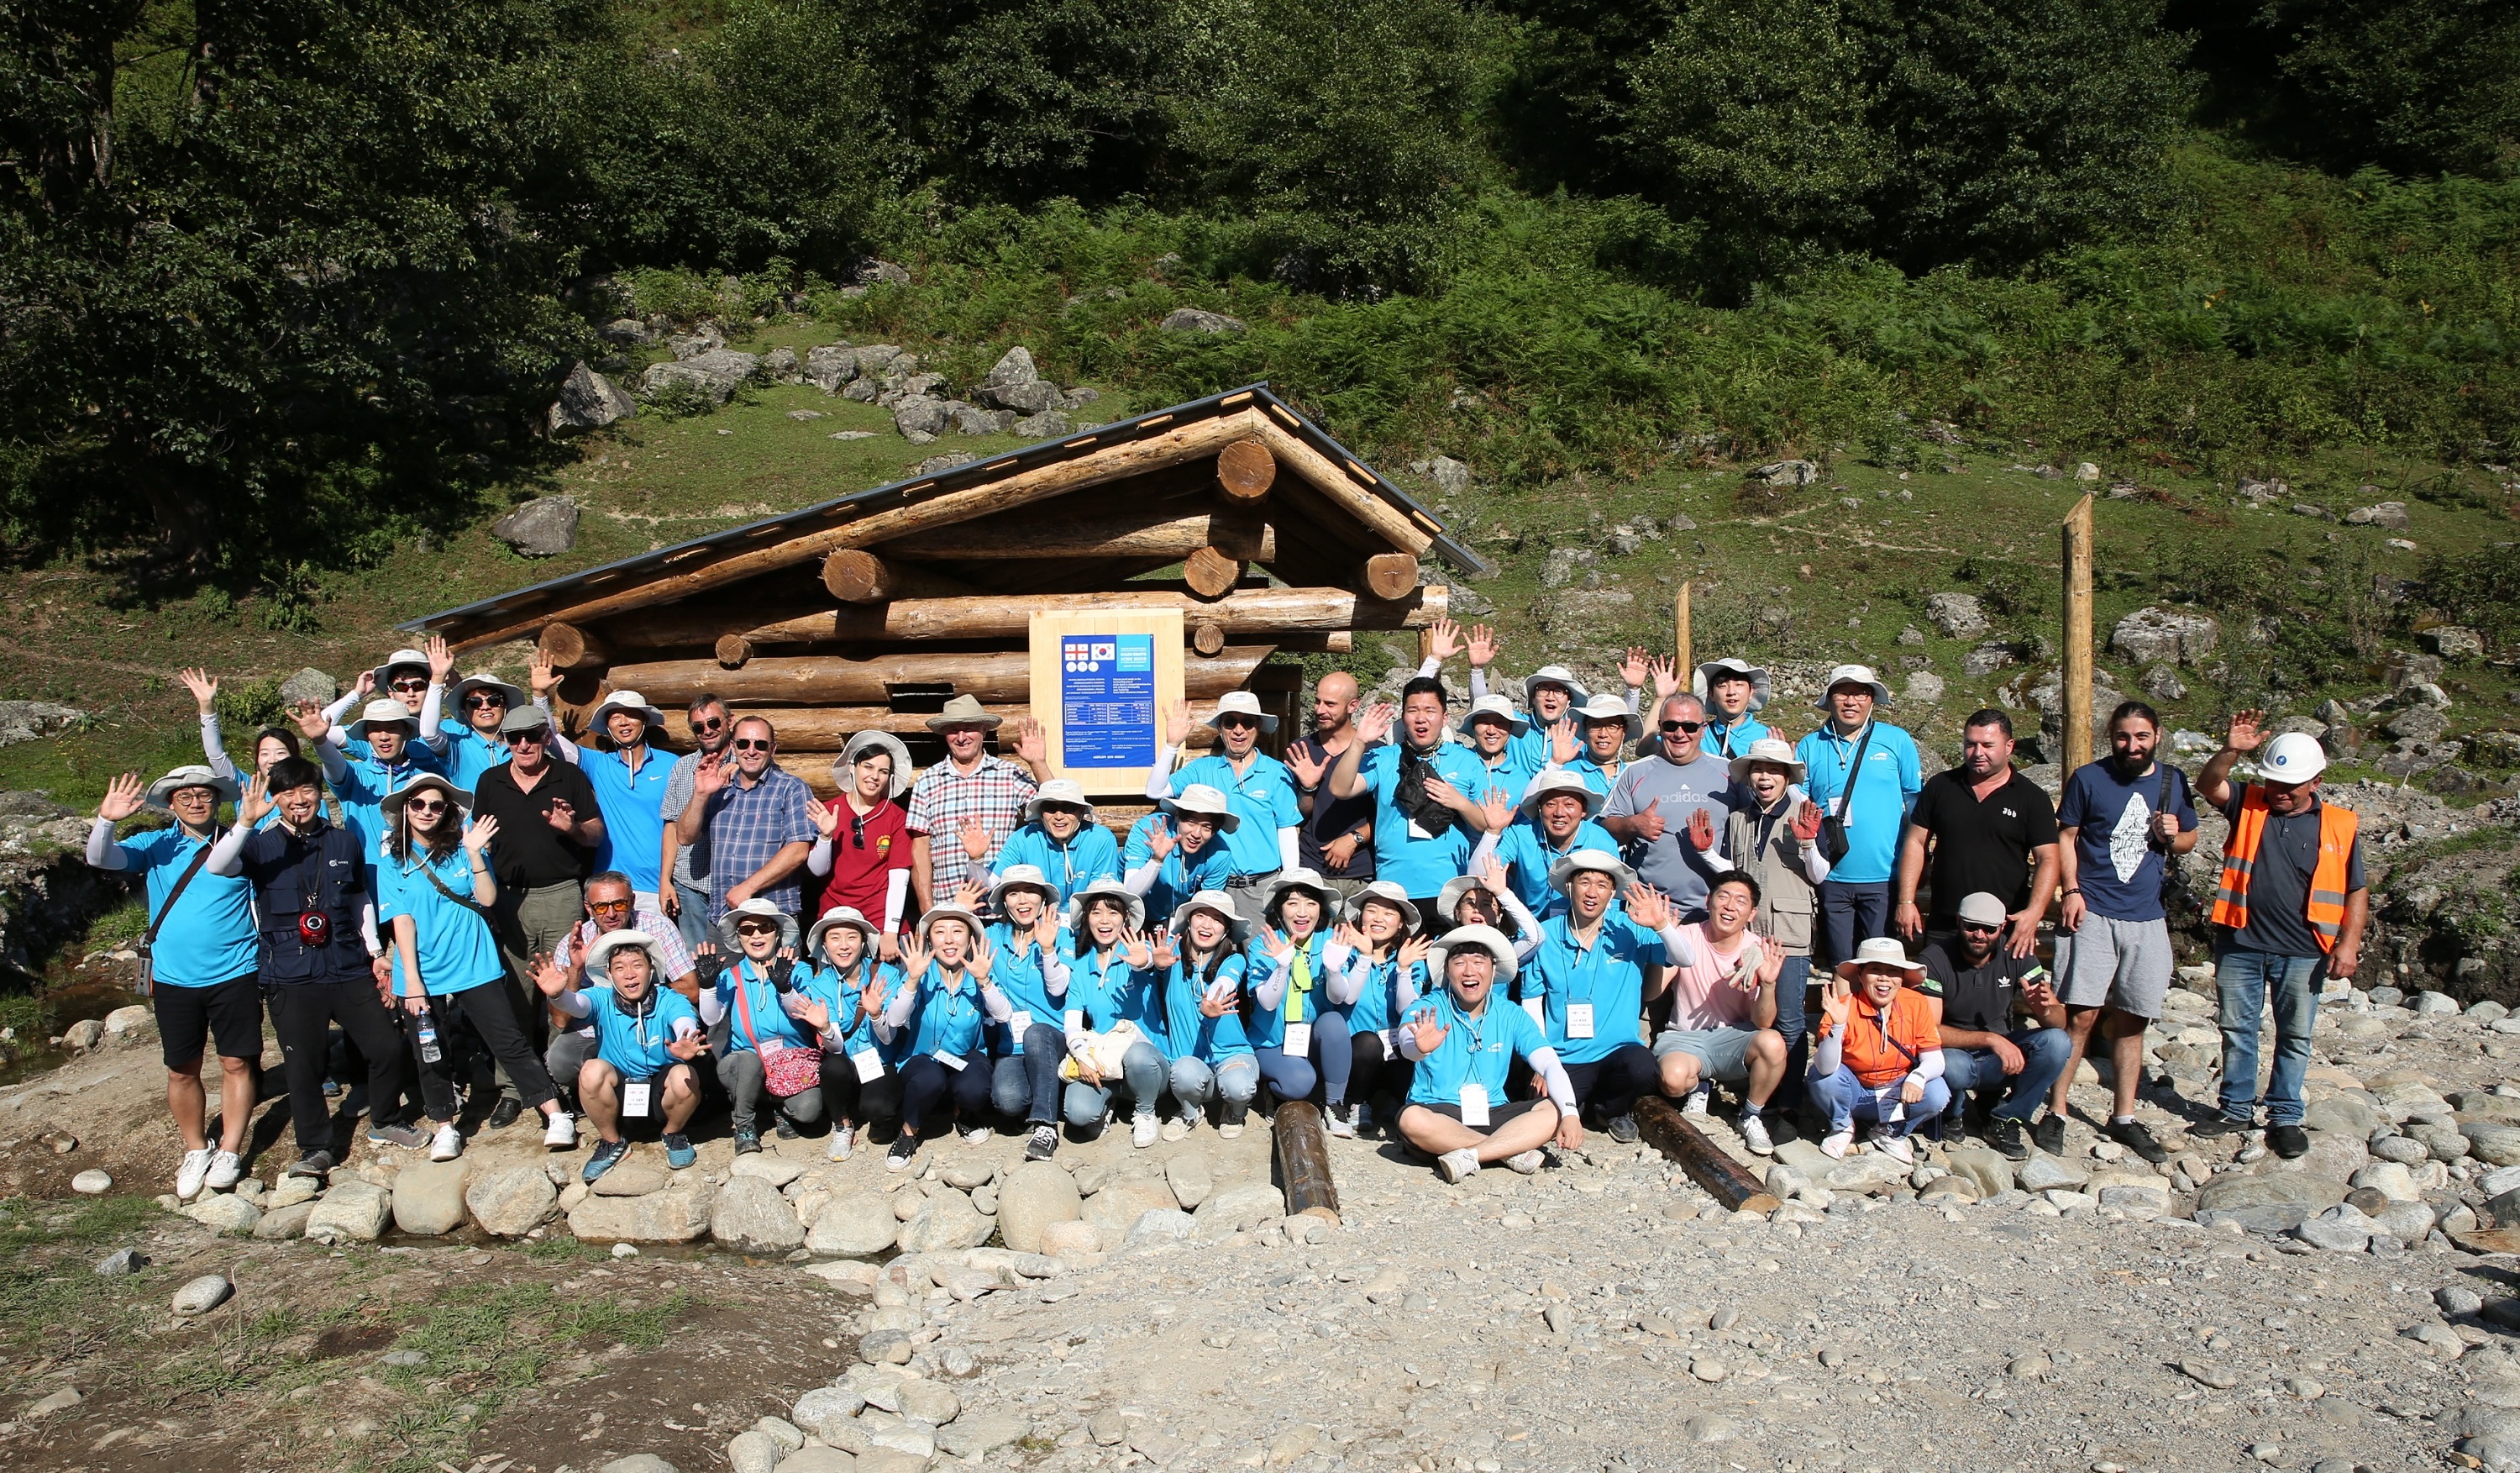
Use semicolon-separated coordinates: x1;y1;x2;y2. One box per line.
417;1013;442;1065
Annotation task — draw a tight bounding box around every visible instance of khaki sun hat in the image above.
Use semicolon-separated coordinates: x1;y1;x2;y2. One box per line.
1726;735;1807;787
925;694;1001;732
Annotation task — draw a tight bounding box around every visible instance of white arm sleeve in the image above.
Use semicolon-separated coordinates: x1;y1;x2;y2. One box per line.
550;987;593;1019
978;981;1015;1023
1416;656;1442;680
360;902;381;955
549;726;583;764
806;835;833;876
1810;1028;1845;1079
1908;1048;1946;1085
1143;745;1179;800
1467;829;1501;877
694;983;728;1027
1122;861;1160;896
1252;955;1290;1011
1658;922;1698;969
881;981;918;1028
1277;826;1300;871
323;689;360;726
1042;952;1071;1000
85;818;128;871
1803;839;1835;886
1495;888;1544;959
417;684;449;753
883;870;910;933
1323;944;1365;1007
201;713;237;781
315;740;349;786
203;822;252;876
1526;1044;1579;1112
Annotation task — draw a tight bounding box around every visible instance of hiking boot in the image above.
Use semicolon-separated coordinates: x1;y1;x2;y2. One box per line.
366;1121;427;1150
1025;1125;1058;1161
774;1118;801;1140
2107;1118;2169;1165
581;1138;629;1183
2031;1114;2066;1156
287;1149;334;1180
486;1097;524;1130
1992;1118;2029;1161
1436;1148;1482;1183
733;1127;761;1155
1608;1114;1641;1144
176;1148;215;1202
663;1133;697;1170
2268;1123;2310;1159
1738;1113;1774;1156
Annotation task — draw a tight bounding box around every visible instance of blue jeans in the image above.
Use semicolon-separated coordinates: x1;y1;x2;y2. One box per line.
1939;1026;2071;1126
1256;1009;1352;1106
1169;1054;1260;1124
1061;1040;1168;1128
1809;1063;1950;1139
990;1023;1067;1126
2214;947;2325;1126
1818;881;1891;967
672;881;711;955
1772;955;1812;1110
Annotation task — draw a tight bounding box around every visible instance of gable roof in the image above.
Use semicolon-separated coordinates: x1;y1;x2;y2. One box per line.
406;381;1483;644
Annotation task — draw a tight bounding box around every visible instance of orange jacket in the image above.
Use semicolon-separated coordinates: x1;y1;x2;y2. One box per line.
2211;786;2358;954
1819;985;1940;1087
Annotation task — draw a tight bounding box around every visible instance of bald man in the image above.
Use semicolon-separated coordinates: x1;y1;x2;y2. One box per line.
1284;672;1378;903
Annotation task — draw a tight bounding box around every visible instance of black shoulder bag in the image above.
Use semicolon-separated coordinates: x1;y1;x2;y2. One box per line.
136;832;220;997
2156;763;2196;918
1819;724;1877;866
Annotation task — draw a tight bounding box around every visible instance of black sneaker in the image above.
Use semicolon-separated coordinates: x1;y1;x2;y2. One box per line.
2031;1114;2066;1156
886;1134;918;1172
2107;1118;2169;1165
2189;1115;2252;1139
2268;1123;2311;1159
287;1149;335;1180
1608;1114;1641;1144
1025;1124;1058;1161
1991;1118;2029;1162
486;1097;524;1130
733;1127;761;1155
774;1118;801;1140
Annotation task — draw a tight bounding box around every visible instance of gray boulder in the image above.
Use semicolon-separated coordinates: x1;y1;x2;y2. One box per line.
973;347;1062;414
1082;1176;1179;1232
2292;1203;2375;1252
1192;1179;1284;1237
1013;409;1073;439
253;1202;315;1239
186;1193;261;1235
760;346;801;383
390;1159;469;1236
172;1273;233;1316
2303;1094;2381;1137
804;344;862;392
0;701;83;746
1924;592;1987;639
1124;1207;1199;1247
937;1413;1033;1459
567;1187;713;1244
995;1162;1081;1254
894;395;949;444
807;1192;905;1258
640;348;760;405
465;1165;558;1236
1159;307;1246;335
2110;606;2221;666
791;1386;865;1439
306;1184;391;1244
948;402;1017;436
2345;501;2411;530
897;1192;993;1254
491;496;580;558
277;668;338;708
1165;1152;1215;1212
547;360;636;435
1749;460;1819;488
710;1176;806;1255
2466;1121;2520;1167
2192;1172;2345;1233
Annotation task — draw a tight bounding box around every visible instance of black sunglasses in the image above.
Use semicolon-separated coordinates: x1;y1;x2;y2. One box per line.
389;678;430;692
732;738;773;752
848;811;867;850
509;729;549;743
692;714;727;731
404;797;447;814
1959;920;2003;934
1660;720;1705;734
464;694;505;708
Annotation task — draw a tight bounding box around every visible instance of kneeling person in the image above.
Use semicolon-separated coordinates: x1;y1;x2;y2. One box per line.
1653;873;1789;1155
1809;938;1946;1164
1398;925;1580;1181
536;930;704;1180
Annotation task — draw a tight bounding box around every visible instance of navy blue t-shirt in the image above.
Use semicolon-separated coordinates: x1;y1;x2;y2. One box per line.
2056;759;2197;923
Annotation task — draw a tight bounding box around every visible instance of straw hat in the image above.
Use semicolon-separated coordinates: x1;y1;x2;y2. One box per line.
144;764;239;811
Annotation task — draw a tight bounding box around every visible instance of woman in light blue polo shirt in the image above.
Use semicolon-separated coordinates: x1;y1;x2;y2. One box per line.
1247;868;1362;1129
794;906;906;1160
1143;891;1260;1139
1336;882;1431;1140
982;865;1073;1161
879;903;1013;1171
701;897;820;1154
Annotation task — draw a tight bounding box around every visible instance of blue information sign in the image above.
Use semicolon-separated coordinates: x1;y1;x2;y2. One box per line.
1060;633;1157;767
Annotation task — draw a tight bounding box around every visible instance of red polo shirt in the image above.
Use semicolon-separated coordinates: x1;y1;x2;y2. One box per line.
816;796;913;926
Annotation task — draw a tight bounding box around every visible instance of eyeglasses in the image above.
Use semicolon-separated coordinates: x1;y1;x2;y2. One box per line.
590;897;633;913
390;678;429;693
1959;921;2003;934
464;695;505;708
1661;720;1704;734
732;738;773;752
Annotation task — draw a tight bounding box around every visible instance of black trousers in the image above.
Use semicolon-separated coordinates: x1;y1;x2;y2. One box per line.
900;1050;990;1134
1561;1043;1659;1121
266;977;412;1153
406;981;557;1123
816;1051;904;1126
1347;1029;1417;1108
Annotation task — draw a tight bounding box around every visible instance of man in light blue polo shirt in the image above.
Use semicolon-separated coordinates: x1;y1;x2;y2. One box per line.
1395;924;1580;1181
1795;665;1923;966
1147;692;1300;903
554;689;676;909
1521;849;1685;1143
1326;677;1494;915
1694;658;1773;760
436;670;535;788
1472;768;1617;918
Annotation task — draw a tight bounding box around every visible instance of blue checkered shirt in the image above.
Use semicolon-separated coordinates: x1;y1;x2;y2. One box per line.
702;767;816;920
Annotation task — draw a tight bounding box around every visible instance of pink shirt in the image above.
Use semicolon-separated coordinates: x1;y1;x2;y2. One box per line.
1664;922;1768;1032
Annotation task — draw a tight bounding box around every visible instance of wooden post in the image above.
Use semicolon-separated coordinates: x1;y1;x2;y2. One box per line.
1673;581;1693;677
1190;619;1227;656
2062;493;2095;773
1633;1097;1781;1215
538;620;609;671
1183;546;1244;600
1215;438;1277;502
1272;1100;1341;1224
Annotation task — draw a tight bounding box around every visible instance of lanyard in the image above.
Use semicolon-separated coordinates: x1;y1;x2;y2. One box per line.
1284;936;1318;1023
1556;920;1617;1004
1452;993;1492;1059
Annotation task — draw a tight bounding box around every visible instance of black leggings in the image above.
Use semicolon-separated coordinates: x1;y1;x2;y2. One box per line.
900;1050;990;1134
266;978;412;1154
1561;1043;1659;1120
406;981;556;1123
817;1053;905;1126
1347;1029;1416;1108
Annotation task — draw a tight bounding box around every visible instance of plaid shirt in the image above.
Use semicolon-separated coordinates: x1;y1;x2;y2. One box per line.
906;754;1039;900
702;767;817;921
560;907;697;1037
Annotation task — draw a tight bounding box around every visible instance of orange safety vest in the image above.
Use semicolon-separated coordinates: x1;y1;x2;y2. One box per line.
2210;786;2358;953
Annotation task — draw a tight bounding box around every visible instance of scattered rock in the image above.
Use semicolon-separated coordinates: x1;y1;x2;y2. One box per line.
171;1273;233;1316
71;1168;111;1195
0;701;84;746
711;1175;807;1255
2110;606;2221;666
92;1247;144;1277
186;1192;261;1235
547;361;636;434
254;1202;314;1239
25;1387;81;1417
465;1165;559;1236
1749;460;1819;488
567;1189;713;1244
1924;592;1987;639
995;1161;1082;1254
306;1186;391;1244
1081;1176;1179;1233
391;1158;470;1236
491;496;580;558
897;1192;993;1254
1158;307;1246;335
1166;1152;1215;1212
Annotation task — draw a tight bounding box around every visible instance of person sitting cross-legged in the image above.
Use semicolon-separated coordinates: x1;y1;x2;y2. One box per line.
1809;937;1947;1165
534;929;705;1181
1395;924;1582;1182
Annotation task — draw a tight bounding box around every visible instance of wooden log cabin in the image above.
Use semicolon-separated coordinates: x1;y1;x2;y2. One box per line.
405;384;1488;814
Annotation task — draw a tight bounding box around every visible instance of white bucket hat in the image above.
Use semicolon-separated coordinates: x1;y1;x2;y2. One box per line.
716;897;801;954
1572;692;1642;744
1523;665;1590;704
1347;880;1421;934
144;764;240;811
589;689;666;733
585;928;662;981
2261;731;2328;782
989;864;1060;916
1518;767;1604;820
1814;664;1893;709
1023;777;1095;824
1436;871;1504;923
1726;735;1808;787
836;730;914;797
1261;867;1343;926
450;671;529;717
920;902;988;944
367;648;431;689
1546;846;1635;898
1693;658;1774;713
1833;936;1926;981
1161;782;1242;833
377;772;473;823
1168;889;1249;944
1455;694;1529;738
1430;923;1519;988
1065;876;1145;934
1205;691;1279;734
807;906;880;958
346;697;420;738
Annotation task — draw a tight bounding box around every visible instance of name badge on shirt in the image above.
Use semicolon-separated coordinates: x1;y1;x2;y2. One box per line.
1521;997;1544;1027
934;1048;968;1071
1460;1083;1491;1128
1567;1002;1596;1039
1009;1010;1033;1037
851;1046;885;1083
622;1079;653;1118
1281;1019;1313;1055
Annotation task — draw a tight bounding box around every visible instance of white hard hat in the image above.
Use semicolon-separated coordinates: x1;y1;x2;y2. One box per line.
2260;731;2328;782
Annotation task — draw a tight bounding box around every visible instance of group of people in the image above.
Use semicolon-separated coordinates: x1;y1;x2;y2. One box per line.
88;616;2370;1199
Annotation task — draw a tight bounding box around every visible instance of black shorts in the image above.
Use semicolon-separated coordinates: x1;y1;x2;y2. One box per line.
1411;1096;1551;1136
155;974;264;1067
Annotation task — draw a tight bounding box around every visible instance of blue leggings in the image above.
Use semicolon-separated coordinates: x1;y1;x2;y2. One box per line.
1256;1008;1353;1106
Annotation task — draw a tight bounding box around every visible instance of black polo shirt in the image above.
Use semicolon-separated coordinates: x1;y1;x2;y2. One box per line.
1909;766;2059;927
472;757;600;890
1919;940;2048;1035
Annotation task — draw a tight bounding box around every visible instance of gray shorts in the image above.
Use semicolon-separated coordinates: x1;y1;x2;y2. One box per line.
2055;914;2172;1019
1653;1025;1761;1083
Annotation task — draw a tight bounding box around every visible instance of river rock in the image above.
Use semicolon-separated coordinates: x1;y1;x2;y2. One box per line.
937;1413;1033;1458
172;1273;233;1315
254;1202;315;1239
2294;1203;2375;1252
939;1156;998;1191
726;1430;780;1473
465;1165;558;1236
306;1186;391;1244
391;1159;470;1236
712;1176;806;1255
1193;1179;1284;1237
186;1193;262;1235
1166;1152;1215;1211
898;1379;960;1423
995;1161;1081;1253
2468;1123;2520;1166
266;1173;322;1209
729;1155;804;1189
568;1188;712;1244
71;1168;112;1195
1082;1176;1179;1232
2348;1161;2419;1202
1124;1208;1198;1247
2375;1198;2438;1243
591;1161;671;1197
807;1192;902;1258
2192;1173;2346;1232
898;1192;992;1253
790;1386;866;1438
1040;1220;1102;1257
2017;1155;2090;1192
2303;1095;2381;1136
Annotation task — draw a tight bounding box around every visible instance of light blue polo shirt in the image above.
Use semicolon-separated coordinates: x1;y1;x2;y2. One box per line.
334;755;434;865
377;845;506;997
1406;989;1549;1107
1462;745;1544;804
1794;720;1924;886
983;921;1062;1055
797;960;902;1060
1172;753;1300;877
1494;816;1620;917
436;722;512;789
1152;952;1253;1064
996;823;1121;904
1242;933;1338;1050
118;827;257;988
1359;741;1492;898
1700;715;1771;761
1064;942;1155;1041
1346;953;1428;1039
903;965;990;1059
576;746;674;894
583;986;701;1077
1146;839;1234;923
715;959;812;1054
1525;910;1666;1065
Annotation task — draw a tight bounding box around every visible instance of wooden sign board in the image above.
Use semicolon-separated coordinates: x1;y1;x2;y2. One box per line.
1028;609;1186;800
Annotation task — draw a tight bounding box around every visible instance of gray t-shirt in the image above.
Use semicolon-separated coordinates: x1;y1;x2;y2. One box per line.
664;750;707;887
1601;751;1735;919
2218;791;2365;959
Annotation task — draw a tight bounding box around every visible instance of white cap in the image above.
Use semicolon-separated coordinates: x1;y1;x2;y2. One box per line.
2261;732;2328;782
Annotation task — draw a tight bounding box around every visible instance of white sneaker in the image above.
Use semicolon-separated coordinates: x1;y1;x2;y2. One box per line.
1218;1120;1245;1140
1436;1148;1482;1183
205;1149;244;1191
829;1124;856;1161
175;1147;215;1202
961;1126;992;1146
1739;1113;1774;1156
1160;1118;1189;1142
1326;1105;1357;1139
1872;1129;1914;1165
1504;1149;1545;1176
543;1112;576;1149
1820;1129;1855;1160
429;1123;465;1162
1131;1113;1159;1149
1682;1084;1712;1118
